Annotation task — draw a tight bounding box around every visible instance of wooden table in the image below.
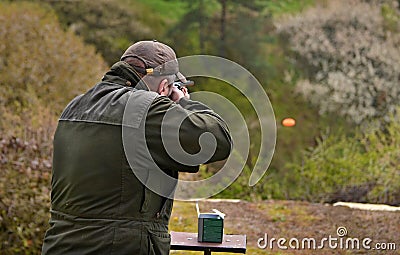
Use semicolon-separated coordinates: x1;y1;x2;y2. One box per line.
170;231;246;255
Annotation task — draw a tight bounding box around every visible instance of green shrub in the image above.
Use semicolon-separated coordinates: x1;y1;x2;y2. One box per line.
285;115;400;205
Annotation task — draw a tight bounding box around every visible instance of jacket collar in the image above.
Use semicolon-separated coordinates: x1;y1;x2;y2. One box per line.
101;61;149;91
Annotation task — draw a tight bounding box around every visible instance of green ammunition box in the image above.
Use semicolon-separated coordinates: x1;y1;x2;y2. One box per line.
198;213;224;243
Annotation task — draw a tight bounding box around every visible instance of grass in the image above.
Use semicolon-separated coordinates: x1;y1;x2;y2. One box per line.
169;201;198;233
135;0;188;21
123;0;189;36
263;0;317;17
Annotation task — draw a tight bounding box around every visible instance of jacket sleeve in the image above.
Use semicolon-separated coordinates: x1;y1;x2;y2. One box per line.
145;96;232;173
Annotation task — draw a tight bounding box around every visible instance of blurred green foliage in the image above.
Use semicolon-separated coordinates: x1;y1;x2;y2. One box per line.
163;0;349;181
263;0;317;17
285;114;400;205
381;2;400;32
43;0;152;64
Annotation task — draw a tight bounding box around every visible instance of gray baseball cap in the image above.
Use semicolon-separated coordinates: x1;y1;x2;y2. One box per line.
121;40;186;82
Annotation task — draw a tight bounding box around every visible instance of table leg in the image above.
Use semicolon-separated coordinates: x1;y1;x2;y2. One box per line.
204;248;212;255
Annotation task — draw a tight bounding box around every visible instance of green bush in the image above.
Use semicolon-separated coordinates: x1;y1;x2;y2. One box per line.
285;115;400;205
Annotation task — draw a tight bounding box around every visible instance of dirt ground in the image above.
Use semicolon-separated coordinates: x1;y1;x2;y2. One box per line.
169;200;400;255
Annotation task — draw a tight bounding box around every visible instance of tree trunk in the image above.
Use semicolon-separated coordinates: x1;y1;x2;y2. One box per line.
219;0;226;57
199;0;205;54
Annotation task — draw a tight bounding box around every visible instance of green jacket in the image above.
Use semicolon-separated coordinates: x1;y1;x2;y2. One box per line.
41;61;232;255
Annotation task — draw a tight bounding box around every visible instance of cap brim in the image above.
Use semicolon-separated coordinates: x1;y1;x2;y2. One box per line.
175;72;187;83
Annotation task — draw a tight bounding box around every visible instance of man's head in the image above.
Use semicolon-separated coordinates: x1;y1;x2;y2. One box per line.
120;40;186;95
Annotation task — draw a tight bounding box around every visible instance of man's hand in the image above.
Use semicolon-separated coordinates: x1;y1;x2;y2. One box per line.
169;85;190;102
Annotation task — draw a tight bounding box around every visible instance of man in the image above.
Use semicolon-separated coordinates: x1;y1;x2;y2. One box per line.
42;40;232;255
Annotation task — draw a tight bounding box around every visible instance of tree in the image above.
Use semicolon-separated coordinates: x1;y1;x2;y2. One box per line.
166;0;214;55
218;0;227;57
44;0;152;64
217;0;266;57
168;0;272;74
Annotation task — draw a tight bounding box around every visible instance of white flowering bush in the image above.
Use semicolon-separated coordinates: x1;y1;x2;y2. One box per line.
277;0;400;124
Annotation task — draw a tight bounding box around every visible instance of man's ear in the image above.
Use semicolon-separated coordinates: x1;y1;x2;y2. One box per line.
158;79;169;94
